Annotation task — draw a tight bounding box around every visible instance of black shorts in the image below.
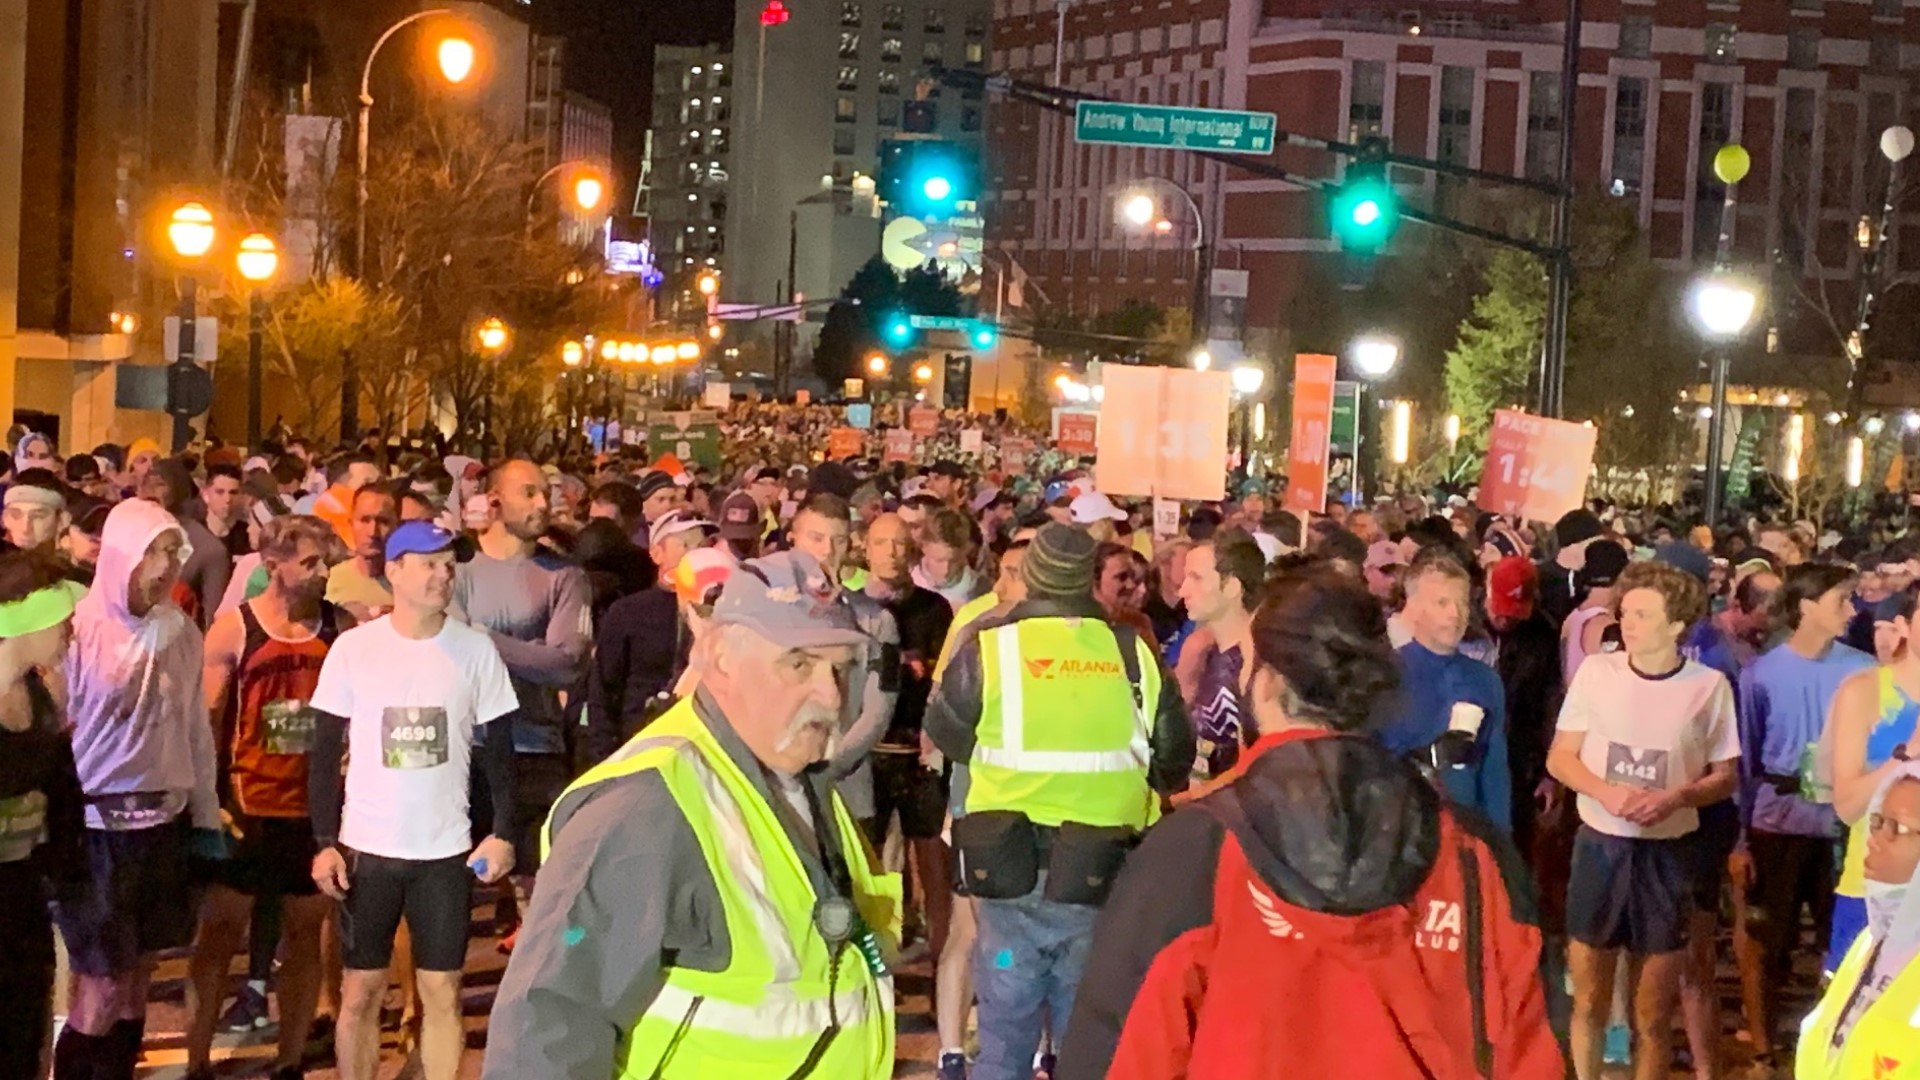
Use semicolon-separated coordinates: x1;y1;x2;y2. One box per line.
203;815;319;898
872;749;947;841
337;850;472;971
53;819;197;976
1744;829;1836;968
1689;799;1741;912
1566;825;1693;955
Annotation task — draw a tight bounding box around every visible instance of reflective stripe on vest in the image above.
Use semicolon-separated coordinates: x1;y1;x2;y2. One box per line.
648;981;889;1041
972;621;1151;775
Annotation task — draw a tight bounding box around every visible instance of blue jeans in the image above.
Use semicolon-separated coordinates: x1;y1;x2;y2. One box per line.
970;877;1100;1080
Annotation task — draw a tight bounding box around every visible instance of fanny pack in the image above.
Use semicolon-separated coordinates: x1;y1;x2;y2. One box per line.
1044;822;1137;906
950;810;1038;899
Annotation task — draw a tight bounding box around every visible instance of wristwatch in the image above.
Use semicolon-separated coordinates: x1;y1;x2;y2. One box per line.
1895;743;1911;763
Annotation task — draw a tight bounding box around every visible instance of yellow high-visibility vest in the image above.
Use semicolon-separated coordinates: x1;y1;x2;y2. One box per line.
542;698;902;1078
1797;928;1920;1079
966;616;1160;830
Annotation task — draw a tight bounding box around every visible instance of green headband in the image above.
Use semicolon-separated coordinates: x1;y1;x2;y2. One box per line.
0;580;83;638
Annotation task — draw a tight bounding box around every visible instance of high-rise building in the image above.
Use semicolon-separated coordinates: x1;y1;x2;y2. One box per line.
986;0;1920;360
644;43;734;324
726;0;992;361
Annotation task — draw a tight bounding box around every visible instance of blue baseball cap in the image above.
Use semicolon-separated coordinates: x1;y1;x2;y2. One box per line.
385;520;458;562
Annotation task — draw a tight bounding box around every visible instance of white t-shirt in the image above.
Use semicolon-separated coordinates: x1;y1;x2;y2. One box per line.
1556;651;1739;840
311;616;519;860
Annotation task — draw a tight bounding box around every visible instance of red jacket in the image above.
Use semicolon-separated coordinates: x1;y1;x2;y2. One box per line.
1059;728;1566;1080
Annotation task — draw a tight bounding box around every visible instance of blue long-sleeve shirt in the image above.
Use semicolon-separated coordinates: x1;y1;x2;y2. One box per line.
1735;641;1873;837
1385;641;1513;832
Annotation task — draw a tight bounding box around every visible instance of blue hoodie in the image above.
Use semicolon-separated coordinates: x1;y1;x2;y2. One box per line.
1385;641;1512;831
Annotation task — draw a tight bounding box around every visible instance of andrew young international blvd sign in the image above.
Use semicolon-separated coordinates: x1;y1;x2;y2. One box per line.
1073;101;1278;154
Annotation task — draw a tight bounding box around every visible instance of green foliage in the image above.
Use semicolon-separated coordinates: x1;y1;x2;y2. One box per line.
1443;249;1544;439
811;257;968;384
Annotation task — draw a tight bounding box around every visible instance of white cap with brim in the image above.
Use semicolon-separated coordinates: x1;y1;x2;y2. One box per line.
1069;491;1126;523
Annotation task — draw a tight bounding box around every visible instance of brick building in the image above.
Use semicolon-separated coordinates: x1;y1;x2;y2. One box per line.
985;0;1920;363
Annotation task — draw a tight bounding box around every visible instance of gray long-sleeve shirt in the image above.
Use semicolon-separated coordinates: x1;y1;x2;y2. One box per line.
483;691;860;1080
452;550;591;755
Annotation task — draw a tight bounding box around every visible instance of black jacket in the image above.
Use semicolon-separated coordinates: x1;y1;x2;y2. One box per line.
585;587;690;763
925;595;1193;801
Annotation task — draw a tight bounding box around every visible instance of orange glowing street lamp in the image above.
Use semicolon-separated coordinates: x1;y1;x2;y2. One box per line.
477;316;510;353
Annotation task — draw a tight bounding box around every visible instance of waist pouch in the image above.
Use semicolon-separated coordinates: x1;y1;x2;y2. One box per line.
950;811;1038;899
1045;822;1138;906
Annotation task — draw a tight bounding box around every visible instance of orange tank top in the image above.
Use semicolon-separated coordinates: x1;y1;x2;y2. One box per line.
227;601;339;818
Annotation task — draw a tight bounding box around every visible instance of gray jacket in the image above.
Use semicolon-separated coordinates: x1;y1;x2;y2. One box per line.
482;690;864;1080
925;595;1194;802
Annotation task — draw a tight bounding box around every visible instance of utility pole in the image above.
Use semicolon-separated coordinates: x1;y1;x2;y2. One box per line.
1538;0;1581;419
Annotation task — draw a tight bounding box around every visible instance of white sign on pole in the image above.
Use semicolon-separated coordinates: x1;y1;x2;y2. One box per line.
1095;366;1231;500
1153;497;1180;539
959;429;983;454
163;317;220;363
703;382;732;408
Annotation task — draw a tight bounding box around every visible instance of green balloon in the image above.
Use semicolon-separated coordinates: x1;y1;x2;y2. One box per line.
1713;144;1751;185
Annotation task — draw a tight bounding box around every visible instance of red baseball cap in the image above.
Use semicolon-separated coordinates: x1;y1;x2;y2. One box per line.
1488;555;1538;621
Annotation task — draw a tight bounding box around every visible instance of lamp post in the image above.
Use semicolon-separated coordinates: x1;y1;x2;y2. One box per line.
525;162;609;231
1231;363;1266;468
235;232;280;449
476;316;510;456
351;9;473;440
1690;273;1760;525
1115;177;1210;345
165;201;217;452
1347;334;1400;499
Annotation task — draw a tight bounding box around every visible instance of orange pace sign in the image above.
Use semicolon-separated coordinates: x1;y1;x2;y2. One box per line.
1476;409;1597;522
1282;354;1337;515
827;427;864;460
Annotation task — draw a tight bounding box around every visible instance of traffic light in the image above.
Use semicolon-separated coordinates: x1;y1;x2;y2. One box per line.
1328;137;1397;253
878;139;977;220
969;322;997;349
882;312;916;348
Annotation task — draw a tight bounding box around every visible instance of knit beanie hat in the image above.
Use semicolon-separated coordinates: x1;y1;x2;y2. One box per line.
1022;522;1097;598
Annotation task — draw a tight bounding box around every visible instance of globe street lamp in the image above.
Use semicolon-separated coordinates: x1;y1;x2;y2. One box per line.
1689;272;1761;525
167;202;216;259
1190;348;1212;372
1350;335;1401;380
235;232;280;448
164;201;219;451
1346;334;1401;500
1114;177;1209;344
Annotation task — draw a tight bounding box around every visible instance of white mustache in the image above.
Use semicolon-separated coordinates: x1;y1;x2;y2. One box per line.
774;702;841;758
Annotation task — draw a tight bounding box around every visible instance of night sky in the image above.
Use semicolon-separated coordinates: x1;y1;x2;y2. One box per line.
532;0;736;206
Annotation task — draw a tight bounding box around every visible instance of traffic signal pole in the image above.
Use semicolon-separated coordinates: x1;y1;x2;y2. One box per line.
1539;0;1582;420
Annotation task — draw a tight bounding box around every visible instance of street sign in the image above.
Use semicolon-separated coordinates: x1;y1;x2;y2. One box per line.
908;314;974;332
1074;101;1277;154
1477;409;1597;522
646;411;723;469
163;316;219;363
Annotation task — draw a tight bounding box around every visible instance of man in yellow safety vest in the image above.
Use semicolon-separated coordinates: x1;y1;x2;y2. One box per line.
483;550;902;1079
926;522;1193;1080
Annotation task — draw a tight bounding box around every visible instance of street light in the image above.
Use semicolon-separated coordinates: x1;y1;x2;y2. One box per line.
477;316;510;353
1190;348;1212;372
235;232;279;449
1389;400;1413;465
676;341;701;361
1115;178;1208;344
1688;272;1761;525
1120;193;1157;227
164;201;219;452
1231;364;1266;467
697;271;721;296
353;9;479;441
561;340;585;367
866;354;888;377
913;362;935;384
1350;335;1401;380
1230;364;1265;395
167;202;216;259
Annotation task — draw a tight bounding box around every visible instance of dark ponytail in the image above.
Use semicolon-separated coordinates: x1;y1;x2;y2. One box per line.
1249;567;1399;732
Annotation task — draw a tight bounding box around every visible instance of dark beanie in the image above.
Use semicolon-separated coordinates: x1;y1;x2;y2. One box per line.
1554;508;1604;548
1022;522;1097;598
1654;540;1712;583
634;470;677;504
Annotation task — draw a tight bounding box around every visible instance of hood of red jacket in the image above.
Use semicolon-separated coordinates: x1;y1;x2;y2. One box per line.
1199;728;1442;918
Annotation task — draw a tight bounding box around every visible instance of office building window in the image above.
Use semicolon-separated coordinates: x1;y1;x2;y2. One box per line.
878;98;900;125
1437;66;1474;165
1875;0;1902;15
925;7;946;32
840;32;860;57
878;69;900;94
1348;60;1384;141
838;65;860;90
963;105;982;131
882;36;903;60
1525;70;1562;182
1611;76;1646;196
965;12;986;37
1618;15;1651;59
834;127;857;155
904;99;937;132
1872;35;1901;71
1788;28;1818;69
1704;23;1737;63
1790;0;1822;11
882;3;904;29
842;1;861;25
964;41;984;65
924;41;944;64
836;95;857;122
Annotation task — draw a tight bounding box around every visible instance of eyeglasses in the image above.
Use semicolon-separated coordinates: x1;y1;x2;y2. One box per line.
1868;813;1920;840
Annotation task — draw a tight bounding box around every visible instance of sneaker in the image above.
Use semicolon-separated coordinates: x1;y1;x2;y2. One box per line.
302;1015;335;1066
937;1052;969;1080
1034;1052;1057;1080
1603;1023;1632;1066
220;984;272;1033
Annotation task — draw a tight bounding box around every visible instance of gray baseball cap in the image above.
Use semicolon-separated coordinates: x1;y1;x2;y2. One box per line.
711;550;868;648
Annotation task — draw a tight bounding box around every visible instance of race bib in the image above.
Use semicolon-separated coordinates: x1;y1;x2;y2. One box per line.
1605;743;1670;791
261;699;315;756
382;707;450;770
91;790;178;831
0;791;47;863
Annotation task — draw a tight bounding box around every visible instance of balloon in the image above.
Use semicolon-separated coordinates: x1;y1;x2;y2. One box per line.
1713;144;1752;185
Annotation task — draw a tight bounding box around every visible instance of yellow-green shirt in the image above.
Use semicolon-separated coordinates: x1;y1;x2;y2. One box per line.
934;591;1001;682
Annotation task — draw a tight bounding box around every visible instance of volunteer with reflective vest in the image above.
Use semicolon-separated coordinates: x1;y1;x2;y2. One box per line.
483;550;902;1080
926;522;1193;1080
1798;760;1920;1079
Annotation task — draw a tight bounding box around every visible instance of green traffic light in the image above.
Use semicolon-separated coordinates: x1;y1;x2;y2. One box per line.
923;176;953;201
1351;199;1382;227
1329;175;1396;250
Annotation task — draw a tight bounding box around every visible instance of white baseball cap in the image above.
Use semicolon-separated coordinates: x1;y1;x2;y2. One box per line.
1069;491;1126;523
